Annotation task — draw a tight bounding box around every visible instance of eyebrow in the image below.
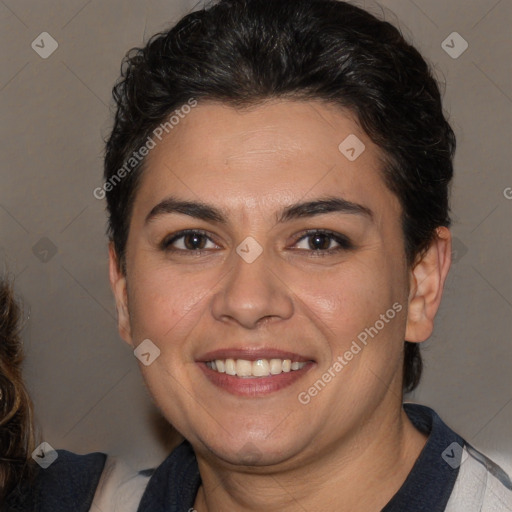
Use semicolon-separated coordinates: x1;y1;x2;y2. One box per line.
145;195;374;226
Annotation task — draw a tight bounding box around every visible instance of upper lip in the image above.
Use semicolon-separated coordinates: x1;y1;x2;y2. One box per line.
196;348;315;363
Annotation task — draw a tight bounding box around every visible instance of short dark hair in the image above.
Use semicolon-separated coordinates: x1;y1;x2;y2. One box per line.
104;0;455;392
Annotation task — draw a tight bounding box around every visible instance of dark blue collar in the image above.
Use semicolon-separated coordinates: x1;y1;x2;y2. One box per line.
137;403;463;512
382;403;463;511
137;440;200;512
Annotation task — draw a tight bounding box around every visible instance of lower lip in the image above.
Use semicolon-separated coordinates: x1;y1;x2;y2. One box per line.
197;362;315;397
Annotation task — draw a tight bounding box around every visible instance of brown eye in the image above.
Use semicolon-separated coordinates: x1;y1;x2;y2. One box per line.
294;230;353;254
307;233;332;251
182;232;208;250
160;230;219;252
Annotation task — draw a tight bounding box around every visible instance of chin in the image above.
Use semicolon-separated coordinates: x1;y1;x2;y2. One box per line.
195;429;307;469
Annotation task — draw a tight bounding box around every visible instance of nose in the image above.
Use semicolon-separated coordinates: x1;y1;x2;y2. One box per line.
210;247;294;329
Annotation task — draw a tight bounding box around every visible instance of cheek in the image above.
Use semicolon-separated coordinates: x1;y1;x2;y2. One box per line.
126;264;214;347
293;258;405;341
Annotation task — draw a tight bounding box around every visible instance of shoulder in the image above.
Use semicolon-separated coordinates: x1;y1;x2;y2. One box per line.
5;450;107;512
445;444;512;511
402;403;512;511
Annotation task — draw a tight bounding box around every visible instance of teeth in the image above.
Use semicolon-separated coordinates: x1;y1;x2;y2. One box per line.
252;359;270;377
269;358;282;375
205;358;306;377
236;359;252;377
225;358;236;376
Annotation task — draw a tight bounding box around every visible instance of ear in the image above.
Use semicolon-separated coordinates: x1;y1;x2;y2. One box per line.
108;242;133;346
405;227;452;342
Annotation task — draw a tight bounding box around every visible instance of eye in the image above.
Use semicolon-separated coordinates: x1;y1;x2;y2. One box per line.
160;229;219;253
293;230;353;254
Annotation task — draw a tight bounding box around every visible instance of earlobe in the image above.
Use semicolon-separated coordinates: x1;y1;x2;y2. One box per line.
405;227;452;342
108;242;133;346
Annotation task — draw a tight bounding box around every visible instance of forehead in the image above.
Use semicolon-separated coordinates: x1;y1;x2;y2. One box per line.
132;99;399;224
146;99;368;167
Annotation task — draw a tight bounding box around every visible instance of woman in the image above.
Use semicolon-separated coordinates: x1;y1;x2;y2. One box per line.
103;0;512;510
7;0;512;510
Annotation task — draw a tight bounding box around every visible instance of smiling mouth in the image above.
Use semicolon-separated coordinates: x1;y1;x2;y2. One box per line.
205;358;308;378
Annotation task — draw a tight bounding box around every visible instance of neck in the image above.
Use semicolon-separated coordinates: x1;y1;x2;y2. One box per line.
193;403;427;512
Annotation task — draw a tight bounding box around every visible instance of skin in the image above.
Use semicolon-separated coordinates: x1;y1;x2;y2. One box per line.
109;99;452;511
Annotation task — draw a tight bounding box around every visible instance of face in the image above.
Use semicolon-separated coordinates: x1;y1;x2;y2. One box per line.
110;100;442;469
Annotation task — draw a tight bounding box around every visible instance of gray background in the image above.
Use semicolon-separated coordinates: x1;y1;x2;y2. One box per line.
1;0;510;474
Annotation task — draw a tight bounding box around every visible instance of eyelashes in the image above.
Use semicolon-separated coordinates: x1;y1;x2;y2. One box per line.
160;229;217;253
159;229;355;256
293;229;354;253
